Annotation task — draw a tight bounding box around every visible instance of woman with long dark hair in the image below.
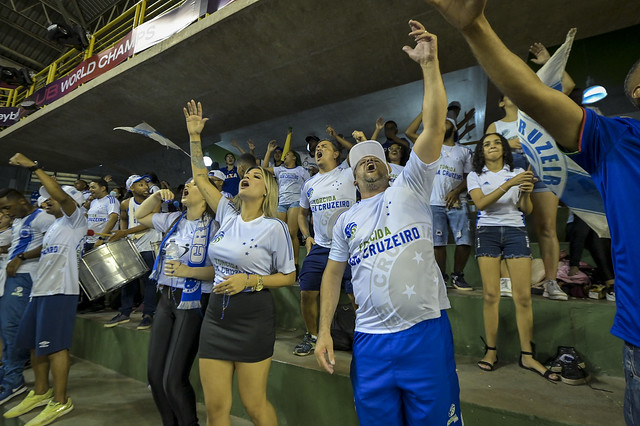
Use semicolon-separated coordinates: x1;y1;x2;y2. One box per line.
184;100;296;426
467;132;559;381
136;176;218;426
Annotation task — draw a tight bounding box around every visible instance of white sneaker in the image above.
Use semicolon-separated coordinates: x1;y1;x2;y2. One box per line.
606;286;615;302
500;278;512;297
543;279;568;301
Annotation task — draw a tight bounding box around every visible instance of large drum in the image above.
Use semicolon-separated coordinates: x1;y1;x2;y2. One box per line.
79;238;150;300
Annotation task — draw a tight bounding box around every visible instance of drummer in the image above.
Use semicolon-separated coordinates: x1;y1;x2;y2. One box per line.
4;153;87;425
84;178;119;251
135;175;218;426
104;175;161;330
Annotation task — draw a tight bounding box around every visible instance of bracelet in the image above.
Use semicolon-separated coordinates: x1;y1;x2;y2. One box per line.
28;161;42;172
302;234;310;242
498;186;507;193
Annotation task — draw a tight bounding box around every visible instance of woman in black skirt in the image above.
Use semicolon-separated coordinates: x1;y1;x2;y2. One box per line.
184;100;296;426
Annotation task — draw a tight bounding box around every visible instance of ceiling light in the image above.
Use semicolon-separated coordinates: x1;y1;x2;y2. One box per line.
582;85;608;104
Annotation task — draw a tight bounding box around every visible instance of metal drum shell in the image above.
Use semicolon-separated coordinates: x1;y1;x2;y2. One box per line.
79;238;150;300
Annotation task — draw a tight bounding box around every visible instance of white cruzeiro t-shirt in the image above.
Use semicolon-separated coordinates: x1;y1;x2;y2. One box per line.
208;198;296;288
8;209;55;279
152;212;217;292
329;152;451;334
87;195;120;243
32;207;87;296
467;165;526;227
430;144;472;206
299;164;356;248
127;198;162;253
272;165;310;206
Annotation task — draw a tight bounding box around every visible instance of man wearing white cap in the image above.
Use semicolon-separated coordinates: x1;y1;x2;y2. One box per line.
105;175;161;330
208;170;232;199
315;22;461;425
5;153;87;425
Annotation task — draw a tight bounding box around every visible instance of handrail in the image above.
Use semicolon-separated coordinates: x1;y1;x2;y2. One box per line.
1;0;190;111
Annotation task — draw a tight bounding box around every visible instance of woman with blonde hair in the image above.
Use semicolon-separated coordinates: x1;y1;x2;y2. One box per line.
184;100;296;426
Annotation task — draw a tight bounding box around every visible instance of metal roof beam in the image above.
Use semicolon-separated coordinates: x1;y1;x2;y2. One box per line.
0;44;46;69
0;17;64;53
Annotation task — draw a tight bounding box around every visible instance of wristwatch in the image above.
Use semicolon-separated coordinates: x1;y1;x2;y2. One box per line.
17;253;26;260
28;161;42;172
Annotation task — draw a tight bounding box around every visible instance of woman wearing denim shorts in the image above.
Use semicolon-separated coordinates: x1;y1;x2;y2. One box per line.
466;132;559;381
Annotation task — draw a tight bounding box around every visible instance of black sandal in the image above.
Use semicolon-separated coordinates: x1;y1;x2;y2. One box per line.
519;342;559;382
477;336;498;371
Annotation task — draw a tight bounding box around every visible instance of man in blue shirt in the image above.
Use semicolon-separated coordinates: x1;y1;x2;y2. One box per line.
423;0;640;423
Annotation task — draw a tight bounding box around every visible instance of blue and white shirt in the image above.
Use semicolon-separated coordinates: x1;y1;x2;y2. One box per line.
32;208;87;296
87;195;119;243
208;197;295;288
273;165;310;205
8;209;55;279
329;152;450;334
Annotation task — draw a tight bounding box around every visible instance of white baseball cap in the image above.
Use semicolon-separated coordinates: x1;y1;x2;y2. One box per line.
348;140;390;173
209;170;227;181
39;185;85;206
126;174;145;191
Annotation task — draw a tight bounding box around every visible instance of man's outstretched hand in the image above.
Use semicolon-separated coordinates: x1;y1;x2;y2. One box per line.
402;20;438;65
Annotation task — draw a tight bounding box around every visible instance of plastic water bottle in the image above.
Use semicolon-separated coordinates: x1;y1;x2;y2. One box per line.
165;239;179;261
164;239;179;285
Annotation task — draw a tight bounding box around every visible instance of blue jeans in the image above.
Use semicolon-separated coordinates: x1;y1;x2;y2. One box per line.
120;251;157;317
624;342;640;425
0;273;33;388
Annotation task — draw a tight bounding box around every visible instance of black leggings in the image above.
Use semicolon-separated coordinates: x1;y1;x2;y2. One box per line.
147;286;209;426
566;216;614;282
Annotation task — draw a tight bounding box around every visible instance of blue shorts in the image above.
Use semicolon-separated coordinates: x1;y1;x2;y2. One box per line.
16;295;77;356
475;226;531;259
431;204;472;247
512;152;550;193
277;201;300;213
299;244;352;293
350;311;462;426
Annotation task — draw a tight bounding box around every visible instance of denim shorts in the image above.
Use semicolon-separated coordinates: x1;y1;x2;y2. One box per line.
475;226;531;259
277;200;300;213
431;205;472;246
624;341;640;426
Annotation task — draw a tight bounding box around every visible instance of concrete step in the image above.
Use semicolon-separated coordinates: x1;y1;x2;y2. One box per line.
0;356;252;426
68;311;625;425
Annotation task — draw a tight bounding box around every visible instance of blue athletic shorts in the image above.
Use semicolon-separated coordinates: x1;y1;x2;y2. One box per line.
431;204;472;246
299;244;352;293
350;311;462;425
277;201;300;213
16;295;77;356
475;225;531;259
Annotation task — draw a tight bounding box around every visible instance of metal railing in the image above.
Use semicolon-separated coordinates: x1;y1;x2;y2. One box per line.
3;0;187;109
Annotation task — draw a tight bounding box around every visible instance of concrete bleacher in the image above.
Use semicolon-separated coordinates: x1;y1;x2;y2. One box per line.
8;282;616;426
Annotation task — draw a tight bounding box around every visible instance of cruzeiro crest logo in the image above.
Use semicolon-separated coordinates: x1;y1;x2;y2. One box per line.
211;231;225;244
344;222;358;239
306;187;314;198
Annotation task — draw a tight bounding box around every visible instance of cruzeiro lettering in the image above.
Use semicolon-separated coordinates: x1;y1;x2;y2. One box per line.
349;226;421;266
310;195;350;212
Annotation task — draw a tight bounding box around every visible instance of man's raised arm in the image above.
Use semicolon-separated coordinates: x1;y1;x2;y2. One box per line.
424;0;583;151
402;20;446;164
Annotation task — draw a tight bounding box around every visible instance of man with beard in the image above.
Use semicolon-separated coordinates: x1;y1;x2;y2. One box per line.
105;175;161;330
295;139;356;356
315;21;461;425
